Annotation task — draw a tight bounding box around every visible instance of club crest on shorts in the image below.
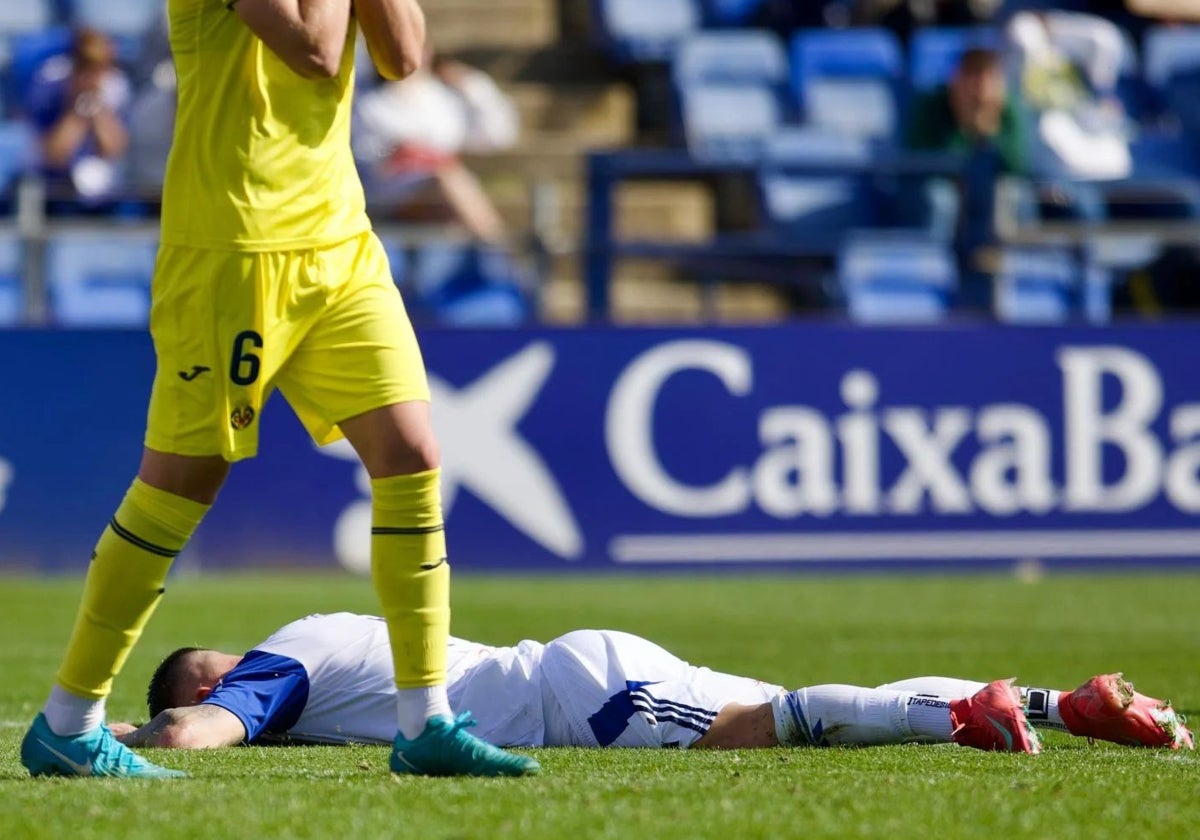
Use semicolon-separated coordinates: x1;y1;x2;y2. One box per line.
230;405;256;430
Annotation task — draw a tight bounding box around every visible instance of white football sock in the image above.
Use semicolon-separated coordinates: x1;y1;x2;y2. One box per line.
878;676;1068;732
772;685;916;747
903;695;955;741
395;685;453;740
875;676;988;697
42;685;106;737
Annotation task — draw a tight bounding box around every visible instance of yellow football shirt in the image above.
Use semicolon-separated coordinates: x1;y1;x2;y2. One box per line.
160;0;370;251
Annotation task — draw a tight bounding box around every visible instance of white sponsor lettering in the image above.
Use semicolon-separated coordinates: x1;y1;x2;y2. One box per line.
884;408;973;514
605;340;1200;519
1165;406;1200;512
1060;347;1163;512
606;340;753;517
323;338;1200;564
969;406;1055;516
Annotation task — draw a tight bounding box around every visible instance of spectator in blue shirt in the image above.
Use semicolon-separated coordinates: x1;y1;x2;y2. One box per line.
27;29;131;208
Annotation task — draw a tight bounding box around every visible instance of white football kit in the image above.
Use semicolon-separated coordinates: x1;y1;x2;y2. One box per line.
201;613;782;748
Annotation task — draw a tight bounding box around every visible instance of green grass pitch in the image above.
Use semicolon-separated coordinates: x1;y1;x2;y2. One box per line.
1;572;1198;839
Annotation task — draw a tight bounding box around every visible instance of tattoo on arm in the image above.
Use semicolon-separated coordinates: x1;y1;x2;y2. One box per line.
117;705;248;749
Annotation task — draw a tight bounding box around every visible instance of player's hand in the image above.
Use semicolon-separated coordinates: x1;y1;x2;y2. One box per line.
108;721;138;739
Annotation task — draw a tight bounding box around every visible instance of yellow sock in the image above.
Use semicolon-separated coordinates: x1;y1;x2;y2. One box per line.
370;469;449;689
56;479;209;700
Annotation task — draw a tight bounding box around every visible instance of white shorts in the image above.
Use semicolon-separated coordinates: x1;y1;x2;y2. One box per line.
537;630;783;749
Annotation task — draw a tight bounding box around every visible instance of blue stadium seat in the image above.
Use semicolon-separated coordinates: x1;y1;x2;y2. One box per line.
0;120;34;197
765;127;875;167
5;27;71;116
0;0;53;39
46;230;158;327
594;0;701;62
1144;25;1200;126
790;29;903;139
681;84;780;161
411;242;529;327
0;232;23;326
993;248;1093;324
673;30;788;87
838;231;956;324
69;0;161;37
673;32;790;154
761;129;879;233
373;235;410;288
759;170;878;238
1144;26;1200;92
1112;27;1148;120
909;27;1000;92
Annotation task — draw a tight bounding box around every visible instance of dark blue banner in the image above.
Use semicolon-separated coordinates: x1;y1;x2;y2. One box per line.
2;324;1199;573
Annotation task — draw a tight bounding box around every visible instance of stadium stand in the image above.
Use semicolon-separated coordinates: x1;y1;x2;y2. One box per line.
673;29;790;88
0;120;32;200
907;27;1000;92
4;1;1200;325
45;229;157;327
0;0;54;47
1143;25;1200;93
593;0;701;62
0;230;22;326
992;246;1111;324
837;230;957;324
679;83;782;161
4;26;72;117
789;28;904;139
702;0;768;27
410;241;530;326
68;0;162;39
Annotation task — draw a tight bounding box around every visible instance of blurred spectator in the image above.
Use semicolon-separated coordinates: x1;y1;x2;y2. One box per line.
908;48;1026;173
1007;10;1131;180
854;0;1002;42
27;28;131;208
354;46;518;245
905;48;1027;239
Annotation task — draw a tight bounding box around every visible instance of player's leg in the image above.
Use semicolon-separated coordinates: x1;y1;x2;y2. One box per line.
539;629;781;749
23;453;223;778
772;680;1040;753
276;232;535;776
22;245;269;778
691;703;778;748
879;675;1194;749
336;403;451;733
49;450;226;722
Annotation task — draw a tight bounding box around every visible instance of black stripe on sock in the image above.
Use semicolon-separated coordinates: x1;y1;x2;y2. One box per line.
109;518;179;558
371;525;445;536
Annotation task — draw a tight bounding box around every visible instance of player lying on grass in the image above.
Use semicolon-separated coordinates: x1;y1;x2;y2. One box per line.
112;613;1193;755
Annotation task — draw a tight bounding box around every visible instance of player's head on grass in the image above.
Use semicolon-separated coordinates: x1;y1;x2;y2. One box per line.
147;647;242;718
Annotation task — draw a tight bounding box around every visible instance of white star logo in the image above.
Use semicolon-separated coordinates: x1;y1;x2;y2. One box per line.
323;342;583;572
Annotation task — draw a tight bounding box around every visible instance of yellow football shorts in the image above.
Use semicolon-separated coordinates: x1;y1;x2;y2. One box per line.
144;231;429;462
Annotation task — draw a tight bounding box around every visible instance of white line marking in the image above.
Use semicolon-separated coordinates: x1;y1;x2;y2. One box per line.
609;529;1200;563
